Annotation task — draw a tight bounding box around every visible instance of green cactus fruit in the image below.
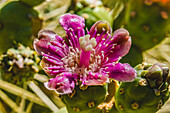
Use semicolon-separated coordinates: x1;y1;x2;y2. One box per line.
0;1;42;54
114;0;170;51
76;6;113;30
0;43;40;86
120;45;143;67
19;0;45;7
61;85;107;113
114;63;170;113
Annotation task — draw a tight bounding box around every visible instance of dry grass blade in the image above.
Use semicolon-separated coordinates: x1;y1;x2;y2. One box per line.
0;101;7;113
0;89;19;112
25;102;34;113
0;80;47;107
28;81;59;112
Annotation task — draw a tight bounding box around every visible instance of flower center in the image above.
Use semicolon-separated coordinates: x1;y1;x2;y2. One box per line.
79;35;97;67
61;35;104;76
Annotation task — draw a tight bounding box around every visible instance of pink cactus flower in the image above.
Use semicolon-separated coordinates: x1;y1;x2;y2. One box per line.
34;13;137;94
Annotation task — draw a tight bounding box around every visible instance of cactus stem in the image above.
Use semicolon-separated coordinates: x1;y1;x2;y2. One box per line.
131;102;139;109
160;11;168;19
79;85;88;90
68;90;76;98
119;88;125;94
139;78;148;86
157;100;163;110
73;107;80;112
88;101;95;108
118;105;124;111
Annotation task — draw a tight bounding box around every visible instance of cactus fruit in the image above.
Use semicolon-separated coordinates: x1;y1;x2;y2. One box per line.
61;85;107;113
0;43;40;86
114;63;169;113
114;0;170;51
0;1;42;54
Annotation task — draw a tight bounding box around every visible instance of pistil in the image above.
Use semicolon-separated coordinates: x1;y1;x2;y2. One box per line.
79;35;97;67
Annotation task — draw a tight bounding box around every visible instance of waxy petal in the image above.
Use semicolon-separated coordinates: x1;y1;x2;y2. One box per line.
107;28;131;62
34;30;66;56
108;63;137;82
59;13;85;49
40;57;65;77
83;72;109;86
59;13;85;32
34;30;56;55
44;75;75;94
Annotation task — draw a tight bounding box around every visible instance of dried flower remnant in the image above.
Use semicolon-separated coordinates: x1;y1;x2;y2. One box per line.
34;13;137;94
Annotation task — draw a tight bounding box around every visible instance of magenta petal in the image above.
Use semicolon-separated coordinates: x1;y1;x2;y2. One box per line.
107;28;131;62
109;63;137;82
84;72;109;86
34;30;56;55
59;13;85;32
44;75;75;94
40;58;65;77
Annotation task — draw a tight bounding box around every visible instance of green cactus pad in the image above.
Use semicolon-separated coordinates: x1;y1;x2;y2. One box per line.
114;0;170;51
115;77;169;113
127;0;170;51
61;85;107;113
0;1;42;54
19;0;45;7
